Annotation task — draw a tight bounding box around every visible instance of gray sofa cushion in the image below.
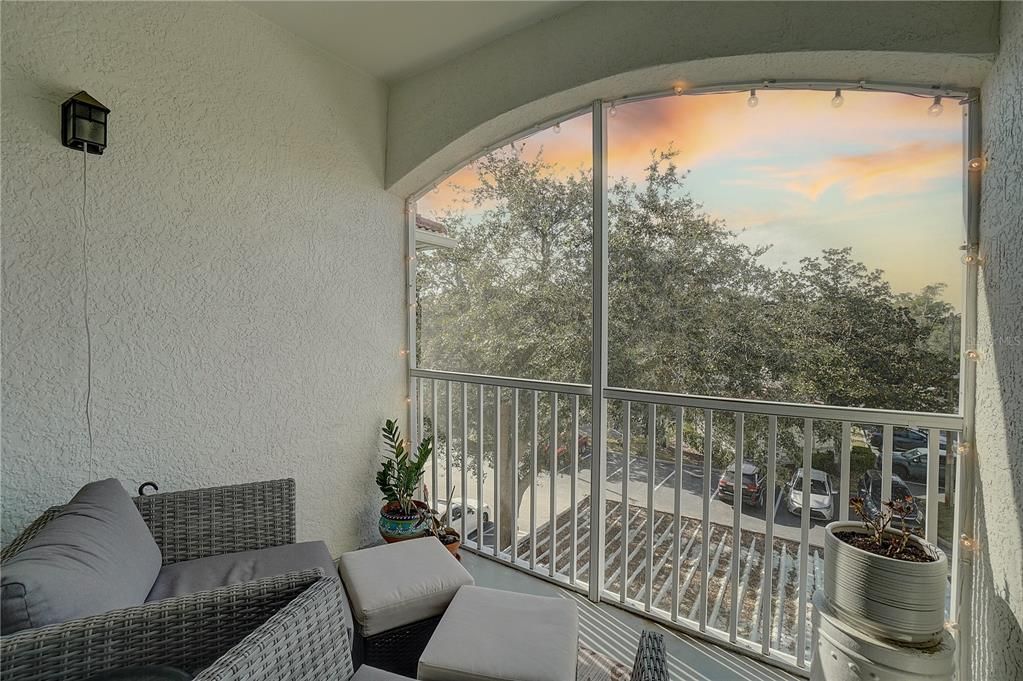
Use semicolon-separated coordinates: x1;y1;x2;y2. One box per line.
1;478;163;633
145;540;352;641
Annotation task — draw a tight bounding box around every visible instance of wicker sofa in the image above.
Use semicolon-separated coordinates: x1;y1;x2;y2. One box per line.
1;478;352;680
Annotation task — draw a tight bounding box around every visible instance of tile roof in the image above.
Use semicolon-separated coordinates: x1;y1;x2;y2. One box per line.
416;215;449;236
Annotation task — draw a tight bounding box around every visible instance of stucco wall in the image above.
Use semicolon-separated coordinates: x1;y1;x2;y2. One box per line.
971;2;1023;679
386;0;1000;195
1;2;404;555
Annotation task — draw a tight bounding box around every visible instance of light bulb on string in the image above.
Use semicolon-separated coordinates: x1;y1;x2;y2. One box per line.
747;89;759;108
553;122;561;134
968;157;985;171
673;85;684;96
608;103;618;117
928;96;944;117
830;89;844;108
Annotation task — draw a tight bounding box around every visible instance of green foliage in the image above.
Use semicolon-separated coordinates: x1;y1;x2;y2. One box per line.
417;147;961;473
376;419;433;515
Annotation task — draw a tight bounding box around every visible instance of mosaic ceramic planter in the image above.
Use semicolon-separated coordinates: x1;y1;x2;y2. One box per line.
379;500;429;543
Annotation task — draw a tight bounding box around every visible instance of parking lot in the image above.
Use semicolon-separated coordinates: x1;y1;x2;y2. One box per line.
455;444;944;550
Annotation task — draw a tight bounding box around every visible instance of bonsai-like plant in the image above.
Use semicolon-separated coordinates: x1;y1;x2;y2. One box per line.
376;419;433;515
845;495;931;561
416;485;459;544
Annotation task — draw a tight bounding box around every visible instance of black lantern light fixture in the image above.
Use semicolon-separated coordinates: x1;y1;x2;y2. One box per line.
61;91;109;155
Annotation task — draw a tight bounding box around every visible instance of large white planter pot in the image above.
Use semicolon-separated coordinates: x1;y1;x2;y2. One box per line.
823;521;947;645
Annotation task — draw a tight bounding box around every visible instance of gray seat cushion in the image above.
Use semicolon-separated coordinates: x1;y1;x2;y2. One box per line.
418;585;578;681
146;540;351;641
339;537;474;637
1;478;163;634
351;665;414;681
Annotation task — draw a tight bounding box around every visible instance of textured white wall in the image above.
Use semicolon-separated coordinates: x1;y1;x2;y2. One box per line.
385;0;1000;194
1;2;404;555
970;2;1023;679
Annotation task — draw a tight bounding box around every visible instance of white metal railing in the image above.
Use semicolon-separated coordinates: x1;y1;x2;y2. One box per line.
413;368;963;674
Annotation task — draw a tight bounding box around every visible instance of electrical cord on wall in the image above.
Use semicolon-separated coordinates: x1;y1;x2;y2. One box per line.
81;149;94;471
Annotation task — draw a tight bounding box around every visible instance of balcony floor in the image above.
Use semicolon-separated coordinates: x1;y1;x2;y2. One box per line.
459;551;802;681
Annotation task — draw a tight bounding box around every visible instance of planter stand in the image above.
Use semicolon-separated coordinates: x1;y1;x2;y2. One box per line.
811;592;954;681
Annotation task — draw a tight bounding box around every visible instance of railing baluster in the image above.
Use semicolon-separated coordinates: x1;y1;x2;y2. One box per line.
477;385;485;551
840;422;851;521
730;413;744;642
881;424;894;504
700;409;713;632
797;418;813;667
550;393;559;577
671;406;683;622
418;379;425;452
512;389;520;562
445;382;452;522
461;383;468;546
431;380;438;508
760;415;777;655
570;395;579;585
925;427;940;544
644;404;656;612
530;390;539;571
494;387;501;557
621;401;631;603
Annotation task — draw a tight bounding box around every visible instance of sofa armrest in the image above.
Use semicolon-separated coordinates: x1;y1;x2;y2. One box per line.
195;575;351;681
0;569;326;681
0;507;63;563
133;479;296;564
630;631;669;681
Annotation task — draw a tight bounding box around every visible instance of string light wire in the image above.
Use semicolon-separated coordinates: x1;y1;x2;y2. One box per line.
81;149;95;472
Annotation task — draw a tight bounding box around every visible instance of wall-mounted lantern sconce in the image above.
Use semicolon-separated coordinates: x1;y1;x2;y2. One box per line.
61;91;109;155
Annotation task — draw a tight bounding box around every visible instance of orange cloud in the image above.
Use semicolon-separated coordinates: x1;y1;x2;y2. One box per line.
773;142;961;201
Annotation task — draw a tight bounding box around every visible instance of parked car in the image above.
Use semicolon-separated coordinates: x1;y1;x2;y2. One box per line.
718;462;767;508
869;427;947;453
874;447;947;485
786;468;834;520
857;469;921;527
436;497;492;535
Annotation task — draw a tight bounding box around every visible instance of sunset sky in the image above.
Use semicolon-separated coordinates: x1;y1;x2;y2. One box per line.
418;89;965;308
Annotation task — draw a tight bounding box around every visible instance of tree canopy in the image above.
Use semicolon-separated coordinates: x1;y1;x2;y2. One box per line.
417;148;960;417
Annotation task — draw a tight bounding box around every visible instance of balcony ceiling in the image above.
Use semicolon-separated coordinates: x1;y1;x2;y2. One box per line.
244;1;583;82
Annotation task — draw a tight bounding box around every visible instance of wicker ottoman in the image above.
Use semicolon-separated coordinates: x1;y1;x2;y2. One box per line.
418;585;579;681
339;537;473;676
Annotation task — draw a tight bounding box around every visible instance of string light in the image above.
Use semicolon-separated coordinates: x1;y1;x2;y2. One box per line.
928;96;944;117
552;122;561;134
608;103;618;117
968;157;985;171
673;85;684;96
399;349;409;357
962;253;983;265
957;441;972;455
960;534;978;552
830;89;844;108
747;89;759;108
965;349;980;361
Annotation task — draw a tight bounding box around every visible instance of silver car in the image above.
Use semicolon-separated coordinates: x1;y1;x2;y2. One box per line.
786;468;834;521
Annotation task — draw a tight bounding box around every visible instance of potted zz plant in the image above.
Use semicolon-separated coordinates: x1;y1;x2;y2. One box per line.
376;419;433;543
823;495;947;645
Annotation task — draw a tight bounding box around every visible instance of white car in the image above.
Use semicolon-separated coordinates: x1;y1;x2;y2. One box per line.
435;497;492;536
786;469;834;521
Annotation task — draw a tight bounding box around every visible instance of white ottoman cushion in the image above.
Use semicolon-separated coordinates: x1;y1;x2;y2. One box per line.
339;537;473;636
418;585;578;681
